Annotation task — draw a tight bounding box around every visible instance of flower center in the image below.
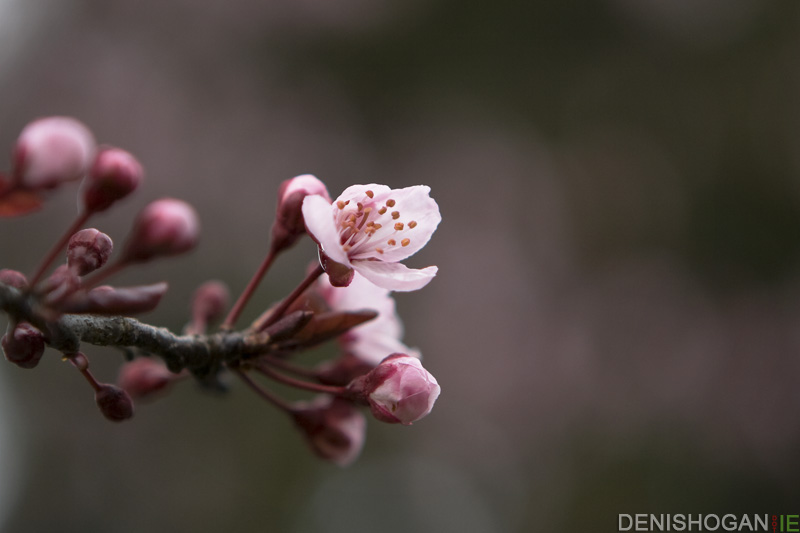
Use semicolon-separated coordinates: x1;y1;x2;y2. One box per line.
335;190;418;257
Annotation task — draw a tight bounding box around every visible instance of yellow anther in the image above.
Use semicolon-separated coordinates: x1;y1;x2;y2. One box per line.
337;201;346;209
408;221;417;228
401;238;410;247
388;239;396;246
394;222;404;231
376;247;384;254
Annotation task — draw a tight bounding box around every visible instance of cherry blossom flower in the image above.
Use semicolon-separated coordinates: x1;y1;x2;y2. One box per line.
317;272;419;365
302;184;440;291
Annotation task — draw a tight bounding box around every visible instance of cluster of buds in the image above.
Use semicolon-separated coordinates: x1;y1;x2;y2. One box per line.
0;116;442;465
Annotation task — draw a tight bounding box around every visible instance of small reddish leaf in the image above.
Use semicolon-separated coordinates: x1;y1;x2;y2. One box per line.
0;177;43;217
59;282;168;315
286;309;378;349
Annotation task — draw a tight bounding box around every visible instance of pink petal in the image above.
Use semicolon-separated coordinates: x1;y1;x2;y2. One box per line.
302;194;351;266
348;185;441;262
354;260;438;292
336;183;392;204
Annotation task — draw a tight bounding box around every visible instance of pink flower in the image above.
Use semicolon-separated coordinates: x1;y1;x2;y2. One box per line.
13;117;96;189
318;272;419;365
302;184;440;291
348;354;440;425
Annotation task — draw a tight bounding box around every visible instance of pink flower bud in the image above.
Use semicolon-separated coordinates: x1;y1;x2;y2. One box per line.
0;269;28;289
271;174;330;252
188;280;229;334
95;383;134;422
1;322;45;369
121;198;200;263
292;396;366;466
12;117;96;189
67;228;113;276
117;358;175;400
81;147;143;213
348;354;440;425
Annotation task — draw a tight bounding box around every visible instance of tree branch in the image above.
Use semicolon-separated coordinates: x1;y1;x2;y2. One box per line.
0;282;302;378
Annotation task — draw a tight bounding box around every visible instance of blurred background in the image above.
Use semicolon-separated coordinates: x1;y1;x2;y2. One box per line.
1;0;800;531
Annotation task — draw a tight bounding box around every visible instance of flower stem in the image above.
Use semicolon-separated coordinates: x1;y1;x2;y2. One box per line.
256;361;347;397
261;355;320;380
30;210;91;286
256;263;324;332
68;352;102;392
233;367;294;412
221;248;278;330
80;259;129;290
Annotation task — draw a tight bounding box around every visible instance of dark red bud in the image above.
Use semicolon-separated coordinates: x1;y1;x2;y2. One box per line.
0;269;28;289
292;396;366;466
95;383;134;422
188;280;229;334
67;228;113;276
117;358;175;400
81;147;143;213
2;322;45;369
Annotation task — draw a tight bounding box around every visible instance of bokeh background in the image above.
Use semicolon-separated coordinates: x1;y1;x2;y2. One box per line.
1;0;800;531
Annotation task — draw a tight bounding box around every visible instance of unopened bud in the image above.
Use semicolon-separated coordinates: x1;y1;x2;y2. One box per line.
271;174;330;252
118;358;175;400
121;198;200;263
292;396;366;466
81;147;143;213
0;269;28;289
12;117;96;189
188;280;229;334
347;354;440;425
2;322;45;369
67;228;113;276
94;383;134;422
